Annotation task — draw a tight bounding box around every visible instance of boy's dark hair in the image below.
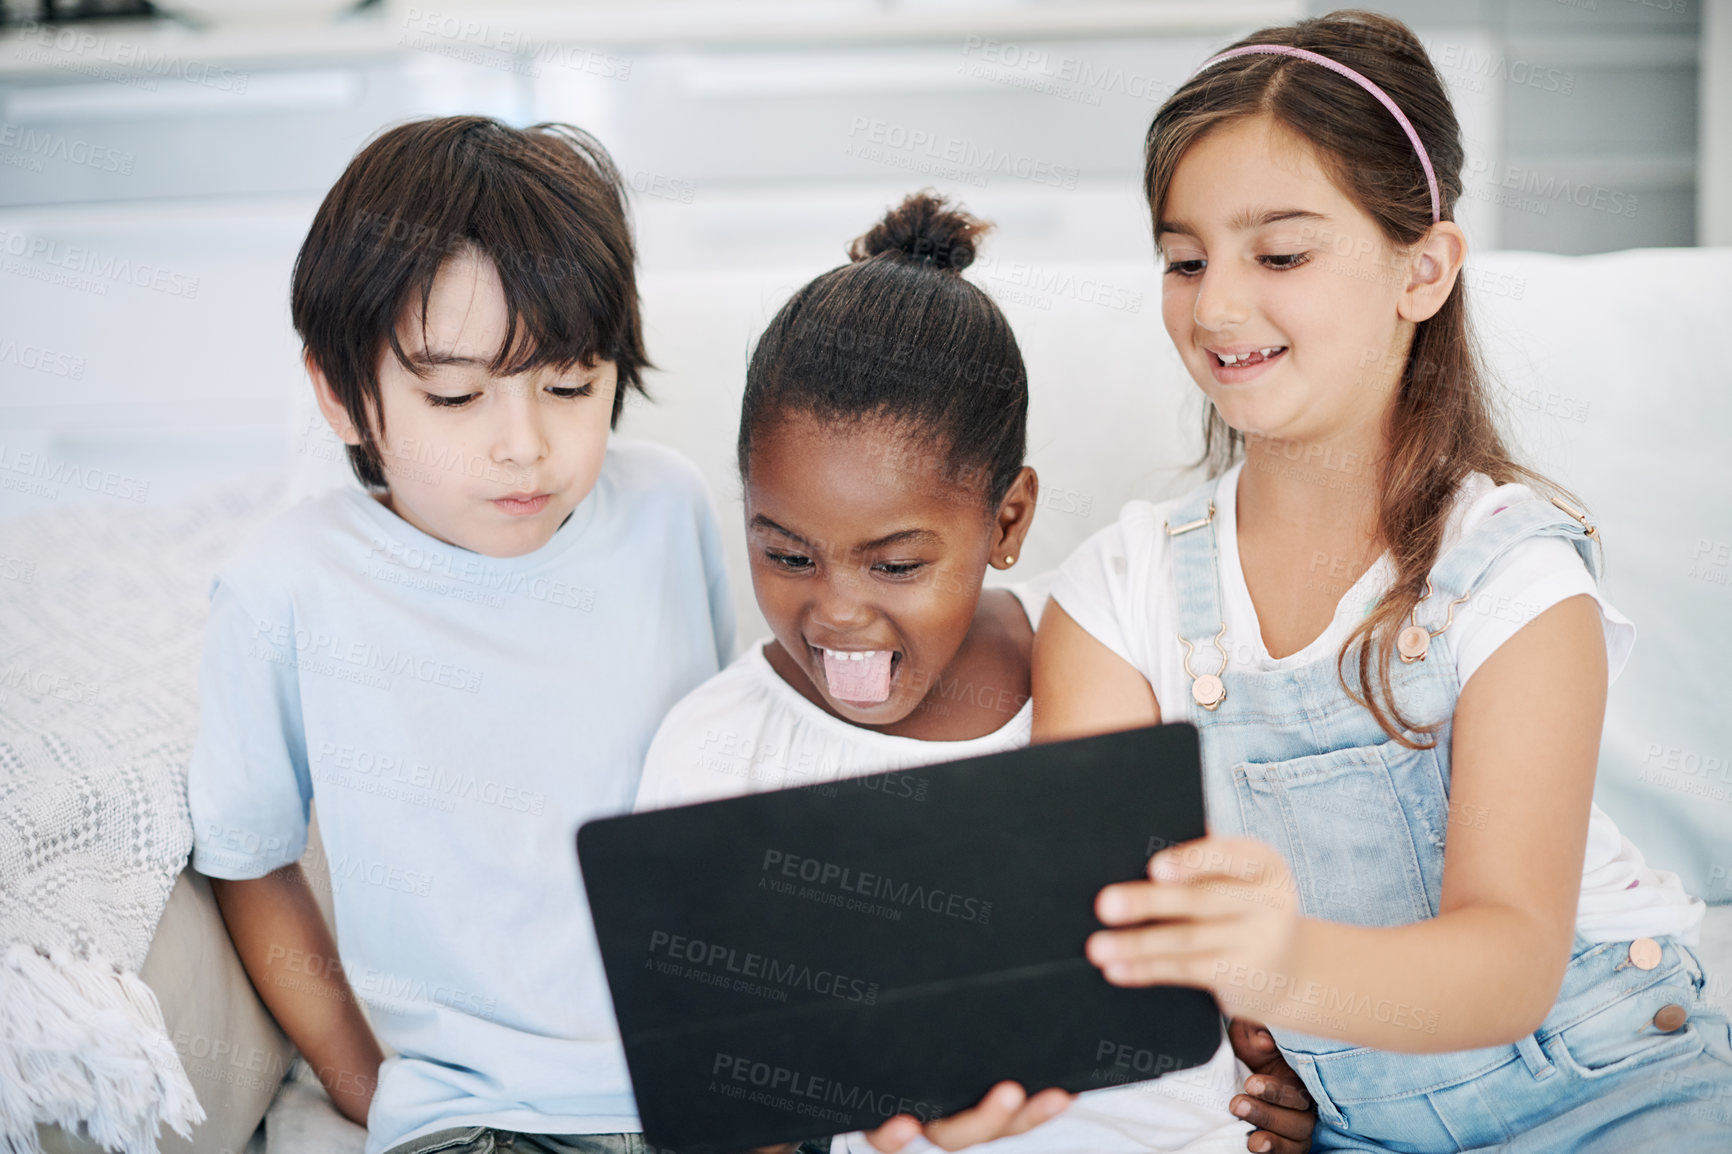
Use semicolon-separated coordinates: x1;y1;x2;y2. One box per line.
291;116;649;490
738;190;1028;512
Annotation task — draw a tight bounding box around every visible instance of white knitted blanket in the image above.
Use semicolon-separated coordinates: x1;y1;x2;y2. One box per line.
0;478;285;1153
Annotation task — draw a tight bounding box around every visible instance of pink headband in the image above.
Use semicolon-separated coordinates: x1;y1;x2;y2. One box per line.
1195;44;1441;224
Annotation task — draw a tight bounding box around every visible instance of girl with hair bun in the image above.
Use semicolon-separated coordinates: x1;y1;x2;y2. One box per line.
638;191;1316;1154
1038;9;1732;1150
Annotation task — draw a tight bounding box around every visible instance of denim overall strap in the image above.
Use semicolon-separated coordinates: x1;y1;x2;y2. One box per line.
1424;495;1600;614
1167;482;1232;667
1162;479;1259;845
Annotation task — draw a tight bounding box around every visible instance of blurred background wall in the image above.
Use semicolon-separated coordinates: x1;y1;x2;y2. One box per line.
0;0;1716;520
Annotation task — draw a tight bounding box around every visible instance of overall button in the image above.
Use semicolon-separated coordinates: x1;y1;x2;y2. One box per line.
1653;1004;1689;1033
1628;937;1663;970
1397;625;1430;662
1192;674;1225;710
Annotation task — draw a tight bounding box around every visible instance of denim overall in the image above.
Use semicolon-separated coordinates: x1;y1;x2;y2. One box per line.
1166;483;1732;1151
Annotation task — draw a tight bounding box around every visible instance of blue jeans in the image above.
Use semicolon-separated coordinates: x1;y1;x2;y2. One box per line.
380;1129;669;1154
381;1126;831;1154
1305;935;1732;1151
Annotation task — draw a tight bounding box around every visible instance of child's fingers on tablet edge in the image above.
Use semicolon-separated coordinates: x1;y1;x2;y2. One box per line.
1095;878;1225;924
1087;916;1245;971
860;1113;924;1152
920;1082;1071;1151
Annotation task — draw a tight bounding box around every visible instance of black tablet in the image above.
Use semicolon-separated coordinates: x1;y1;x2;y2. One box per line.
578;722;1221;1154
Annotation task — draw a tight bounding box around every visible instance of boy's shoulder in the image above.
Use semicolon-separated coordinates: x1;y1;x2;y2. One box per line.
213;487;375;602
599;437;713;511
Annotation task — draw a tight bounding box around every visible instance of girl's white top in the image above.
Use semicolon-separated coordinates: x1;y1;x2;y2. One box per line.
1050;461;1705;947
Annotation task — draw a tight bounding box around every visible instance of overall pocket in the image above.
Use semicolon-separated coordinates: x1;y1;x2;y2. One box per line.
1232;741;1448;929
1545;938;1708;1078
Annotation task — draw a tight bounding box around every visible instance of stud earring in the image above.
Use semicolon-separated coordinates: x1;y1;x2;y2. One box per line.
1004;555;1015;565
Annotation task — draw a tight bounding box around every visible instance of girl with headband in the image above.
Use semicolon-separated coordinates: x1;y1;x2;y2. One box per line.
1035;9;1731;1150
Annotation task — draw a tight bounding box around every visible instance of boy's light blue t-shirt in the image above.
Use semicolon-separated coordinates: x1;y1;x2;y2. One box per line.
187;438;734;1154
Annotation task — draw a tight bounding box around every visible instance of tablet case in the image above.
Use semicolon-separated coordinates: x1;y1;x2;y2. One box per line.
578;722;1220;1154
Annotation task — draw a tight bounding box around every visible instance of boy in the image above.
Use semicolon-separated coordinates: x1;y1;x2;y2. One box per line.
189;116;733;1154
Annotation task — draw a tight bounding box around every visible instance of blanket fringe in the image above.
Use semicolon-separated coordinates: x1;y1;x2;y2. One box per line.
0;943;205;1154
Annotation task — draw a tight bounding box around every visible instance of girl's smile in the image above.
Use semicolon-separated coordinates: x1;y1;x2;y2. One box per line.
1204;343;1289;384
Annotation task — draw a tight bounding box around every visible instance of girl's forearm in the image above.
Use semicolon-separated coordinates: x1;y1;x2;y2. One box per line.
1239;909;1567;1053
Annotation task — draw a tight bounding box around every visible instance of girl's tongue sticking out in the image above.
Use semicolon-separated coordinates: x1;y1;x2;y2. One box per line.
821;649;895;704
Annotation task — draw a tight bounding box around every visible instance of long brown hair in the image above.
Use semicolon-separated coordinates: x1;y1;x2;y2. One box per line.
1145;10;1569;746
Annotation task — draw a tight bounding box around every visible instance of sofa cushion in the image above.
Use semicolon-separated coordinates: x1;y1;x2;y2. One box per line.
37;868;294;1154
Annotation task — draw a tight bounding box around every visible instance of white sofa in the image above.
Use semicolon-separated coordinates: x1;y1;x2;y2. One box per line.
618;249;1732;908
16;246;1732;1153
